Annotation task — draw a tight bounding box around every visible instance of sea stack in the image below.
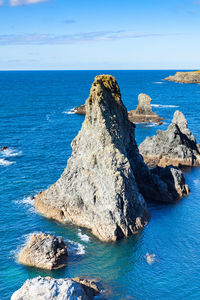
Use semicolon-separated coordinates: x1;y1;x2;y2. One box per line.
18;233;68;270
128;93;164;124
139;110;200;167
164;71;200;83
11;276;100;300
35;75;189;241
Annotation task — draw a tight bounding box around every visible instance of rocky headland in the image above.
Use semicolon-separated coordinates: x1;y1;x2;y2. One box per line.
139;110;200;167
73;93;164;124
18;233;68;270
164;71;200;83
11;276;100;300
128;93;164;124
35;75;189;242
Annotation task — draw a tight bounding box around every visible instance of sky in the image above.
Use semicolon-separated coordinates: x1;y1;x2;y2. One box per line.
0;0;200;70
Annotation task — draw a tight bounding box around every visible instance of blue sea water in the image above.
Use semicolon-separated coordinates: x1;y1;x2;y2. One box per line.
0;70;200;300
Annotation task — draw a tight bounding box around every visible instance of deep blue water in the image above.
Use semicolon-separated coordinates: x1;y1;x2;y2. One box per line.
0;70;200;300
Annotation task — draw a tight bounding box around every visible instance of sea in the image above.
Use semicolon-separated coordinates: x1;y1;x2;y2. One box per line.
0;70;200;300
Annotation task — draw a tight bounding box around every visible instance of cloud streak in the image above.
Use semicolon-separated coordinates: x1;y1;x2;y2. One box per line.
0;0;4;5
0;31;166;46
10;0;50;6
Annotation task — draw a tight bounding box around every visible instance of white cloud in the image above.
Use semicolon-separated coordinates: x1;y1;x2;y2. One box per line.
10;0;50;6
0;0;4;5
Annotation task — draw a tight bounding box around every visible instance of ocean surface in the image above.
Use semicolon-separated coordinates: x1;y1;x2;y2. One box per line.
0;70;200;300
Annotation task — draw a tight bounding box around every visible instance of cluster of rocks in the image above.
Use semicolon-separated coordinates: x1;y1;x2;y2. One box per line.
139;110;200;167
34;75;189;243
74;92;164;125
11;276;100;300
164;71;200;84
12;74;198;299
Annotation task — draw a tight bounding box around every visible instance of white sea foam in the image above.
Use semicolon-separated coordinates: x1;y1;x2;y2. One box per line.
153;81;164;84
63;108;76;115
193;179;200;186
145;252;156;264
1;147;22;157
77;229;90;242
66;239;86;255
151;104;179;108
14;195;35;213
146;123;157;127
0;158;15;166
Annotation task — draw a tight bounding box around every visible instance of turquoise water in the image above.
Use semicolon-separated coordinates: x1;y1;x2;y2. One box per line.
0;70;200;299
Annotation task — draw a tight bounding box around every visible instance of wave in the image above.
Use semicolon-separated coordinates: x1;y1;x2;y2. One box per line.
77;229;90;242
0;158;15;166
153;81;164;84
66;239;86;255
193;179;200;186
151;104;179;108
14;195;35;213
62;108;76;115
1;147;23;157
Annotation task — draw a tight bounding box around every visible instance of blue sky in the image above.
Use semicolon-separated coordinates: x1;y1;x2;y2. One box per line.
0;0;200;70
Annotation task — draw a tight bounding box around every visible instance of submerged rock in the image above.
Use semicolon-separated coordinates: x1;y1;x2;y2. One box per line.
11;276;100;300
164;71;200;83
139;110;200;167
18;233;68;270
35;75;189;241
128;93;164;124
74;93;163;124
1;146;8;151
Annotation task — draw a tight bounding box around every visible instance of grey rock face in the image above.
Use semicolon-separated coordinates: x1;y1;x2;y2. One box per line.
18;233;68;270
139;110;200;167
35;76;189;241
128;93;164;124
164;71;200;83
11;276;99;300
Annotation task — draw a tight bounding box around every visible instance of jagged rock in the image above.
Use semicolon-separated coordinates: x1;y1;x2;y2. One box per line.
11;276;100;300
1;146;8;151
139;110;200;167
18;233;68;270
74;94;163;125
35;75;189;241
128;93;164;124
164;71;200;83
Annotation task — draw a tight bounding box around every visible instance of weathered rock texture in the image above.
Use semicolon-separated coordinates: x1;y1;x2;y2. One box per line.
128;93;164;124
35;75;189;241
11;276;100;300
74;93;164;124
139;110;200;168
164;71;200;83
18;233;68;270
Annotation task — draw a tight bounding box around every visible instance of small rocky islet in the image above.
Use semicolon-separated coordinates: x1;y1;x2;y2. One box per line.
164;70;200;83
12;74;198;299
73;92;164;125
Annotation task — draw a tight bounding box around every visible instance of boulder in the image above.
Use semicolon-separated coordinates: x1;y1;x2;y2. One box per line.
128;93;164;124
139;110;200;167
34;75;189;242
18;233;68;270
11;276;100;300
164;71;200;83
74;93;164;124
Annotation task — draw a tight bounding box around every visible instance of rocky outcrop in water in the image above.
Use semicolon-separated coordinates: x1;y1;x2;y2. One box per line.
11;276;100;300
139;111;200;167
35;75;189;241
18;233;68;270
164;71;200;83
1;146;8;151
128;93;164;124
74;93;163;124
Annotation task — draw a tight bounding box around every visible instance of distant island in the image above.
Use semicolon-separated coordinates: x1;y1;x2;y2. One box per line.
164;70;200;83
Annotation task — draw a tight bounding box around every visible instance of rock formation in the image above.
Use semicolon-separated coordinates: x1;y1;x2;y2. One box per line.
18;233;68;270
74;93;164;124
35;75;189;242
1;146;8;151
164;71;200;83
139;110;200;167
128;93;164;124
11;276;100;300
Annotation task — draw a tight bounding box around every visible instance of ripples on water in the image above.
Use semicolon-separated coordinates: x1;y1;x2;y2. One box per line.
0;71;200;299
